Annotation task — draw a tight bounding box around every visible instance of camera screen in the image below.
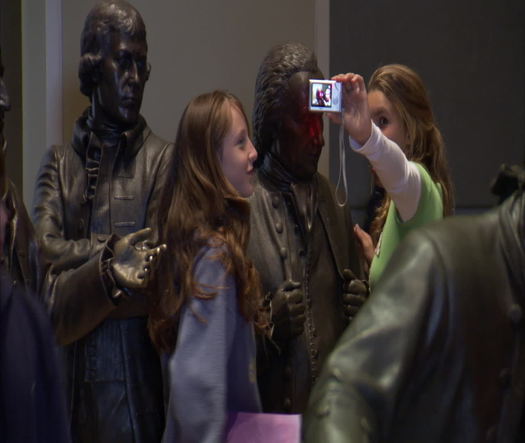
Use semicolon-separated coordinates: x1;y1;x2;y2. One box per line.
309;80;341;112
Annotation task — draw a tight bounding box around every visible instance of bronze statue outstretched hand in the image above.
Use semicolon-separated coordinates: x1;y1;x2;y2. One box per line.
111;227;166;291
342;268;369;321
271;280;306;343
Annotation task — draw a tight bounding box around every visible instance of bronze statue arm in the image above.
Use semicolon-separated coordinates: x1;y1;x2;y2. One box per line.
44;228;165;345
303;231;448;442
44;251;116;345
32;145;99;272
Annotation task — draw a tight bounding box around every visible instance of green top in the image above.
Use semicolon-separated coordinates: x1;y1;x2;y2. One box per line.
369;163;443;288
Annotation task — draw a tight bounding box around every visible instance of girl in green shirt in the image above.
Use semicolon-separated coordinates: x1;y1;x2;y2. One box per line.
332;65;454;287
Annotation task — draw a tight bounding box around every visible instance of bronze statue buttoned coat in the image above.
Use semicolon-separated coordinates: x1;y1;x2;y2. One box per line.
304;190;525;443
248;162;363;413
33;111;173;443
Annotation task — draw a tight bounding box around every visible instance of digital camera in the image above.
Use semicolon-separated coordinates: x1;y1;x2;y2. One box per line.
308;79;342;112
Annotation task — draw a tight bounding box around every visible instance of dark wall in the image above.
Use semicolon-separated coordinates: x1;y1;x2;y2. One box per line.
0;0;23;193
330;0;525;224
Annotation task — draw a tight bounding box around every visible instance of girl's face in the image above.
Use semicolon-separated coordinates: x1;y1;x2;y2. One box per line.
324;86;331;101
368;89;408;150
220;103;258;198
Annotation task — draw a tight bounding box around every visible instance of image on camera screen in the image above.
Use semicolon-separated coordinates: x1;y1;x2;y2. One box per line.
309;80;341;112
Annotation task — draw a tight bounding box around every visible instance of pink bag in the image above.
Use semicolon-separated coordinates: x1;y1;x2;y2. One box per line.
226;412;301;443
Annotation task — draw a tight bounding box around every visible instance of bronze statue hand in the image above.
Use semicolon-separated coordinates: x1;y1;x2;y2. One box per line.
271;280;306;343
342;268;369;321
111;227;167;290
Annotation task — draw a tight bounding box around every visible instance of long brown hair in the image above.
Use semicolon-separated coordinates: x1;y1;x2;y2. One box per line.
368;64;454;243
148;90;265;353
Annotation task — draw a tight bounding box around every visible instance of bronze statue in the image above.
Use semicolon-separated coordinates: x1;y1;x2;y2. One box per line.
0;45;70;443
248;42;366;413
303;167;525;442
0;48;43;293
32;2;172;441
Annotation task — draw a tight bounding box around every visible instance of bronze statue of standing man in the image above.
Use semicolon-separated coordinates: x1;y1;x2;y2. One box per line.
33;2;172;441
248;42;367;413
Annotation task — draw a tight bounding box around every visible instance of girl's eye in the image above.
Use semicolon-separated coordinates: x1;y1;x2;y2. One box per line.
377;116;389;128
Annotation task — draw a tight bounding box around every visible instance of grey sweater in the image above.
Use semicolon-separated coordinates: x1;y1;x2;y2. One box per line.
163;246;261;443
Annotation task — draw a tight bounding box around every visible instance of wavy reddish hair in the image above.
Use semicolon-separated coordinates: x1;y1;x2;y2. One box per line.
148;90;266;353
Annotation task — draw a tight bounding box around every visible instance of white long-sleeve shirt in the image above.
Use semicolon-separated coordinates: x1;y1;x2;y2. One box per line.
350;123;421;222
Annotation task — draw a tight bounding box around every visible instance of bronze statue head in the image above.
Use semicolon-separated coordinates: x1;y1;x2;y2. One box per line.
253;42;324;180
0;47;10;200
79;1;150;130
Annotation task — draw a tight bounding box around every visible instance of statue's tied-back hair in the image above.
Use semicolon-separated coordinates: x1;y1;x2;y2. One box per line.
253;42;321;162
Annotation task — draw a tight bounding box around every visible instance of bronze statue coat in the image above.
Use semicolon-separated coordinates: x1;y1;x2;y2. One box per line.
3;179;43;293
304;190;525;443
248;154;363;413
33;110;173;443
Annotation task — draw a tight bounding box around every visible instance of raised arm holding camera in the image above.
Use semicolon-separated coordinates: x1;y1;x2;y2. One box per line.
331;65;454;287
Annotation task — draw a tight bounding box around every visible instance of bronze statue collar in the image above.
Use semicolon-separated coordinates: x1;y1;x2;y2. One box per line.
258;152;319;233
258;152;318;191
71;107;148;160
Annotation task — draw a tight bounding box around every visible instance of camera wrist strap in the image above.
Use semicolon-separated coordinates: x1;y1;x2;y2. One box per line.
335;120;348;207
